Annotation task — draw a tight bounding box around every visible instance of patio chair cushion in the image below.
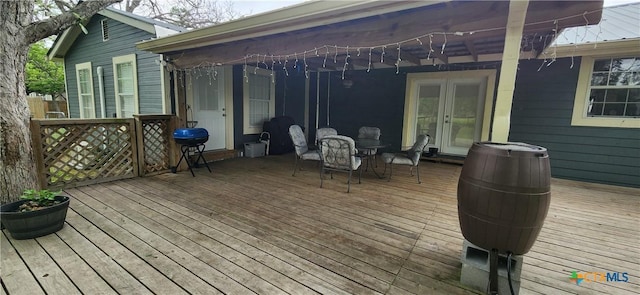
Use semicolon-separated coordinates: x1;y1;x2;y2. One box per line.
381;153;414;165
381;134;430;167
320;135;361;170
300;150;321;161
316;127;338;143
289;125;309;155
358;126;381;155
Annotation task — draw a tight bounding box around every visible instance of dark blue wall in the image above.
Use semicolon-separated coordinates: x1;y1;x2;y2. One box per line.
510;58;640;188
230;59;638;188
322;69;408;151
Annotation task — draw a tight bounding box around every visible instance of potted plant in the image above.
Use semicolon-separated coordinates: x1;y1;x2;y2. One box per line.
0;189;70;240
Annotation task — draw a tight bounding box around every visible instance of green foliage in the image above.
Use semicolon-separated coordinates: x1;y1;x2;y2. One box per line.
20;189;61;202
17;189;63;212
25;41;65;97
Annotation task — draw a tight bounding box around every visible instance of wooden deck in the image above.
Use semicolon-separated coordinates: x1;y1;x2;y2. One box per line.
2;155;639;295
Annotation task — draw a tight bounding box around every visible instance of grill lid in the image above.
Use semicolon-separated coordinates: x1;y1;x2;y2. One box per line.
173;128;209;139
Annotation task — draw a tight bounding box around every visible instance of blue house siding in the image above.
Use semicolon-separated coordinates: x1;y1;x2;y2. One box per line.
510;58;640;188
64;16;163;118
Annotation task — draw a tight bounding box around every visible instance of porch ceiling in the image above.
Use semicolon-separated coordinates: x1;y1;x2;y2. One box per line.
138;0;604;70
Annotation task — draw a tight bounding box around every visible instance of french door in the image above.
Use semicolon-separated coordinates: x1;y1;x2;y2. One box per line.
414;78;487;156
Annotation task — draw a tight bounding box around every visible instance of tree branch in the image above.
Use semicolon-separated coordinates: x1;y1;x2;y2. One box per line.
24;0;123;45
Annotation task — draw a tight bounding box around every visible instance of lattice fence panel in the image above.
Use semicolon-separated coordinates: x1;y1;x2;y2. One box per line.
141;118;171;174
33;119;137;189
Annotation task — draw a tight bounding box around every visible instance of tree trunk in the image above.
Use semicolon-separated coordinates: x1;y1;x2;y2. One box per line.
1;0;122;203
0;1;39;204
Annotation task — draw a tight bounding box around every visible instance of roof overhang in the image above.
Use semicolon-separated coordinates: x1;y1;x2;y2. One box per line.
137;0;604;69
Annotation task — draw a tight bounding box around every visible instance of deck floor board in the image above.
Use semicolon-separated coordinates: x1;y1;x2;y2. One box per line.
2;155;638;295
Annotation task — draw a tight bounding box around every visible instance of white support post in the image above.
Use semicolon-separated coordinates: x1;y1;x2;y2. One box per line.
491;0;529;142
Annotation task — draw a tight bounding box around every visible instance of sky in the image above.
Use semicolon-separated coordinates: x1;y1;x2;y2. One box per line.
231;0;639;16
232;0;307;16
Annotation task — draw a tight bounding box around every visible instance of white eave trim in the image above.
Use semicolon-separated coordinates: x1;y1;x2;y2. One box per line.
541;39;640;58
47;28;75;61
137;0;447;53
98;9;155;34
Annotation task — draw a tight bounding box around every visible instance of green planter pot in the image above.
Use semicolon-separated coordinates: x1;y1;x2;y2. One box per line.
0;196;70;240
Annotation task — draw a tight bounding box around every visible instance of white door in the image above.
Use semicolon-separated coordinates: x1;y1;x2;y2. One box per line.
192;68;226;151
415;78;486;156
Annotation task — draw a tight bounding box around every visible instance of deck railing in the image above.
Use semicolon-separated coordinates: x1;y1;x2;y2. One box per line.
30;115;176;189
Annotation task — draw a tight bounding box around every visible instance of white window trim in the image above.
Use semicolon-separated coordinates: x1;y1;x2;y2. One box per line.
571;56;640;128
75;62;95;119
112;54;139;118
243;67;275;134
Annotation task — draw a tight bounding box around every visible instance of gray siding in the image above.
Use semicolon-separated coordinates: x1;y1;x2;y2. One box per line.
510;58;640;188
64;16;163;118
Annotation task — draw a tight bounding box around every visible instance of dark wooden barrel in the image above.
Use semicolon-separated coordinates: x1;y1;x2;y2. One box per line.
457;142;551;255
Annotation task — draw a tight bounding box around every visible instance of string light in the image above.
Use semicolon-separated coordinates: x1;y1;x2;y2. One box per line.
293;53;298;69
581;11;590;42
303;51;309;79
283;55;289;76
441;33;447;54
323;46;329;68
271;55;276;81
367;47;372;72
594;21;603;48
168;8;603;80
342;46;350;79
547;20;559;67
254;54;259;74
243;57;248;82
427;34;434;60
395;43;401;74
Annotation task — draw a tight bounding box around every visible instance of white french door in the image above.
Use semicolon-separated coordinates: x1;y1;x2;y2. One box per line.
191;68;226;151
414;78;487;156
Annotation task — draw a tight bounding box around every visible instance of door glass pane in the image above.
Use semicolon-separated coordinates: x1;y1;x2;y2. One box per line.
194;71;220;111
450;84;479;148
416;85;441;140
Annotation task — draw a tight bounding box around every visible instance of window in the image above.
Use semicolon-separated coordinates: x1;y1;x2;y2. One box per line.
75;62;95;118
243;67;275;134
112;54;139;118
571;56;640;128
101;19;109;41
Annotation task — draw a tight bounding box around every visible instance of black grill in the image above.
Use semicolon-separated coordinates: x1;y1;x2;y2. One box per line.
172;128;211;176
173;128;209;146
